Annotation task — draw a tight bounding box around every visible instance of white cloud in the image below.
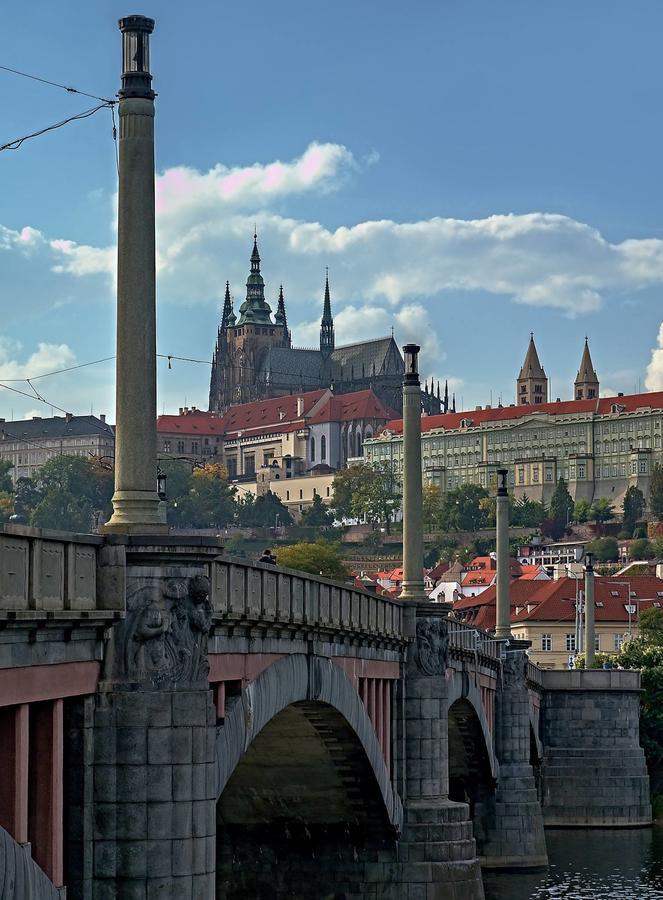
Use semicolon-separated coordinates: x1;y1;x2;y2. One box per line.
645;323;663;392
0;340;75;380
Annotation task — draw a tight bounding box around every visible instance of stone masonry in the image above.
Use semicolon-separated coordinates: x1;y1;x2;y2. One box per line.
474;648;547;869
541;669;652;826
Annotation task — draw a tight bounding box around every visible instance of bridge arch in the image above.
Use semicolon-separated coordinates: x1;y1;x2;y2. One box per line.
215;654;402;896
446;670;498;781
216;653;402;829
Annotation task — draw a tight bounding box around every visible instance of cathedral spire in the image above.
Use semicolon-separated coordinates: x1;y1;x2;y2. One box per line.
320;267;335;356
574;337;599;400
275;284;288;327
452;392;456;414
221;281;232;328
444;379;449;414
517;333;548;405
237;231;273;326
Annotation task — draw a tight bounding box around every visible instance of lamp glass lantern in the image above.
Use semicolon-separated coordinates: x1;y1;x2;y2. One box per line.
157;470;167;501
402;344;420;377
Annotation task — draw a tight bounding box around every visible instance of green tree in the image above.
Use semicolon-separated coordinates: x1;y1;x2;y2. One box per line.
14;476;42;518
0;460;13;493
590;497;615;525
0;492;14;522
586;535;619;562
300;494;335;527
275;540;348;580
440;484;489;532
650;463;663;522
573;499;592;524
623;485;646;535
422;483;443;530
30;455;113;532
350;462;400;533
331;465;370;520
549;477;574;526
175;464;236;528
630;538;654;561
513;494;546;528
236;490;293;527
639;608;663;645
615;637;663;778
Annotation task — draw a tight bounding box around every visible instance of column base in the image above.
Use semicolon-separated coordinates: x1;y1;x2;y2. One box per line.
101;490;169;534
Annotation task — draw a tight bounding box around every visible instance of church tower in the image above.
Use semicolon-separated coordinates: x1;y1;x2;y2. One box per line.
320;269;335;357
574;338;599;400
208;233;290;413
517;334;548;405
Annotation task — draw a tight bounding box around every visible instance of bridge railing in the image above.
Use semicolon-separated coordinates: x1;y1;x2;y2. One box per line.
211;557;405;640
527;660;544;687
446;617;502;661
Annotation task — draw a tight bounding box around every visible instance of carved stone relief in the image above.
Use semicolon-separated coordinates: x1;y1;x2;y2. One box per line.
414;617;449;676
111;573;211;689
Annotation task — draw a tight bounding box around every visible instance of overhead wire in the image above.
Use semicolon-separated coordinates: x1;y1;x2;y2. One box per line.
0;63;115;104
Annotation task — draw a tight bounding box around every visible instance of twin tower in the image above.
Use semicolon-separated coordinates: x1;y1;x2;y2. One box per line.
517;333;599;406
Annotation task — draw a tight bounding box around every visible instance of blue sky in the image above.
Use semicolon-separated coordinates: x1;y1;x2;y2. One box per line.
1;0;663;420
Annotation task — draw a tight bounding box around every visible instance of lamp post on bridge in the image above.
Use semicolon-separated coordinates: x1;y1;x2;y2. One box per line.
495;467;512;640
103;14;166;533
584;552;595;666
399;344;427;602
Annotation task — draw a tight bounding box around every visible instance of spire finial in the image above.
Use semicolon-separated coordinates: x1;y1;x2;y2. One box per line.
320;268;334;355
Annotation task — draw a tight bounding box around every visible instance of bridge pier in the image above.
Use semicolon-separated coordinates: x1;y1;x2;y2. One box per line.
475;648;547;870
90;539;218;898
396;603;485;900
541;669;651;827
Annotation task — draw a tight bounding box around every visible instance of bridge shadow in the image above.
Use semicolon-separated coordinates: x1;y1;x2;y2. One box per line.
215;655;401;898
447;697;497;860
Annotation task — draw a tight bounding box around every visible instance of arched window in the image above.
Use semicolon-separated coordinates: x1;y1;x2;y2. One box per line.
356;431;362;456
321;434;327;461
310;436;316;462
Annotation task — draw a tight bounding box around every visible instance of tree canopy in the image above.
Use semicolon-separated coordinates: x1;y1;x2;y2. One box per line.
650;464;663;522
439;483;489;532
623;485;645;535
275;540;348;580
585;535;619;562
331;462;400;533
27;455;114;532
299;494;335;527
235;490;293;528
549;477;574;525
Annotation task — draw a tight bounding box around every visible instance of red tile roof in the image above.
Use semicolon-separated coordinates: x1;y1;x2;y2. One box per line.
380;390;663;435
452;575;663;631
157;387;392;440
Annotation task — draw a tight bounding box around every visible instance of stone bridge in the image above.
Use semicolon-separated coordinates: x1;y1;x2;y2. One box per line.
0;528;651;899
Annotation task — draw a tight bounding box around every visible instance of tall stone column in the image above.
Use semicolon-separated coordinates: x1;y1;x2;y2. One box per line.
494;468;512;640
92;539;218;897
584;553;595;666
395;604;485;899
399;344;426;602
104;15;165;533
477;648;547;869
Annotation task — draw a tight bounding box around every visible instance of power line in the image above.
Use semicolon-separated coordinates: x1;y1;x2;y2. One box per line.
1;102;112;153
0;355;116;383
0;63;115;104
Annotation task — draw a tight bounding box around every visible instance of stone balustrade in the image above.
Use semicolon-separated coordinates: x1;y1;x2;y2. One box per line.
211;557;404;641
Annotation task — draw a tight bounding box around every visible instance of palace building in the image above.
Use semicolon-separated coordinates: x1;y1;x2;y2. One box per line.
207;234;443;417
364;335;663;507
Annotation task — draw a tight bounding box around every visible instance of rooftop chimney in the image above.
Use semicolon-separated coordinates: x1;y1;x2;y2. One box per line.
100;414;106;423
296;397;304;417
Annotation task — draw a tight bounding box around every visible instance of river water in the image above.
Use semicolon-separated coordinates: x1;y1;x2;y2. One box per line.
483;828;663;900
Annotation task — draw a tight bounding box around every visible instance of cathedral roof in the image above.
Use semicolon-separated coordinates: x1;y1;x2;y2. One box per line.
575;338;598;385
329;336;403;380
518;334;546;380
262;346;326;391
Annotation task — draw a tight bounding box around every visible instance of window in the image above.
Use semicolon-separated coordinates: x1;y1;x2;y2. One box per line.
566;633;576;652
326;487;330;497
310;436;316;462
191;441;199;455
614;633;624;651
163;440;171;453
578;464;585;479
321;434;327;461
639;459;648;474
518;466;525;484
594;634;600;651
177;441;185;454
299;490;303;499
286;491;290;500
541;633;552;651
244;454;255;476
